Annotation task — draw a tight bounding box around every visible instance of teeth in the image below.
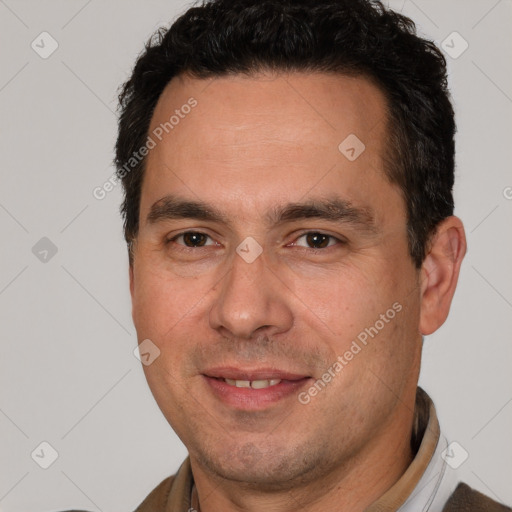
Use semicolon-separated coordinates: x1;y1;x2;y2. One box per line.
251;379;271;389
223;378;282;389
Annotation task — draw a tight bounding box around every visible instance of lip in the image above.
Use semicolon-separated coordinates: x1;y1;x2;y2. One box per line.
202;367;312;411
203;367;310;381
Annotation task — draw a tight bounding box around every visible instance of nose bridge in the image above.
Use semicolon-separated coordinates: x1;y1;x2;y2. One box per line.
230;247;262;286
209;247;292;339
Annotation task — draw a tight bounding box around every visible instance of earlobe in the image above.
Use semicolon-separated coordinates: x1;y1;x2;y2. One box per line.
419;216;467;335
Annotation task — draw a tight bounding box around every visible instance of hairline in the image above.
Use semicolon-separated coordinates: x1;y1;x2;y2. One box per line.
127;68;418;267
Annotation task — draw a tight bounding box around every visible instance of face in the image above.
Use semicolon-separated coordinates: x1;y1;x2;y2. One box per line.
130;72;424;488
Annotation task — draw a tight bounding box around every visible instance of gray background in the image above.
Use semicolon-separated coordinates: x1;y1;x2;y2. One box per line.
0;0;511;510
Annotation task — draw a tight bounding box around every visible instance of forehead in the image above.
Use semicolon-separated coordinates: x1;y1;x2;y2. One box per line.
142;71;395;222
149;71;387;149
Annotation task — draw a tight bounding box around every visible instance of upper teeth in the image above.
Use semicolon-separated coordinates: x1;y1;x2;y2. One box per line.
224;378;282;389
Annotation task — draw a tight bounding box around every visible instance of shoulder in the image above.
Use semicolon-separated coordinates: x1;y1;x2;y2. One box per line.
132;475;175;511
443;482;512;512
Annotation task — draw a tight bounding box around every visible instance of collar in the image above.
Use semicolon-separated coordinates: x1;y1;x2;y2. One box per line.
160;388;456;512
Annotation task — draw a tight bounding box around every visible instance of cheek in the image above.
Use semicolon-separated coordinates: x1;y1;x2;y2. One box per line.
289;261;417;369
131;259;211;340
282;263;383;342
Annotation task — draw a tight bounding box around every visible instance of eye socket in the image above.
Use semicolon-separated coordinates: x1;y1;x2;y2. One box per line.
168;231;217;248
166;231;344;251
293;232;343;249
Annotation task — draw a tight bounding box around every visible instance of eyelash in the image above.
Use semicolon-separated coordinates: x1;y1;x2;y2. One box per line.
166;231;346;251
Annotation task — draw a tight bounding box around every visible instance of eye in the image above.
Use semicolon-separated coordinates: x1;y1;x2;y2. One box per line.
168;231;217;248
293;232;342;249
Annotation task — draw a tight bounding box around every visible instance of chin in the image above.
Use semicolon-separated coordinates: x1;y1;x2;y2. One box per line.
194;439;327;490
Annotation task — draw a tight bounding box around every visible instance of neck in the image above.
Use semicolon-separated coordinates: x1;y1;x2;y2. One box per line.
190;390;417;512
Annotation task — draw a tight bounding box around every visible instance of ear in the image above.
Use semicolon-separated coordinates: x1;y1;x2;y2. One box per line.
419;216;467;335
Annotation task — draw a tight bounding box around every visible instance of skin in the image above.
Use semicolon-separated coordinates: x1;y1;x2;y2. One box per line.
129;72;466;511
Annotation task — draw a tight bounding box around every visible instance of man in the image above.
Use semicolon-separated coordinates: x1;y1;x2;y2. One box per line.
99;0;510;510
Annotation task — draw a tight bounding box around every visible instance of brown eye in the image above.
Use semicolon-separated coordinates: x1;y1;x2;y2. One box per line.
290;231;346;251
169;231;213;247
182;232;208;247
305;233;331;249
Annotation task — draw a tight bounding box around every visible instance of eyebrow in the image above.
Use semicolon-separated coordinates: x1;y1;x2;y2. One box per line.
267;198;376;232
146;195;377;233
147;196;230;225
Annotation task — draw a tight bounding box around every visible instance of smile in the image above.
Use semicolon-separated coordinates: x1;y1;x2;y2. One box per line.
223;378;282;389
202;370;312;411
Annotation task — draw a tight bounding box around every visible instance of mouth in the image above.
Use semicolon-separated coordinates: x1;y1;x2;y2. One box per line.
202;368;312;410
222;378;283;389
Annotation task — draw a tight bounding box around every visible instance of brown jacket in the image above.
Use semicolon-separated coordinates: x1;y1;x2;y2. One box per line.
131;473;511;511
443;483;512;512
56;481;511;512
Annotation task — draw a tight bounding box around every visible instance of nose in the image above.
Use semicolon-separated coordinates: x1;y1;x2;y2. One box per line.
208;247;293;340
